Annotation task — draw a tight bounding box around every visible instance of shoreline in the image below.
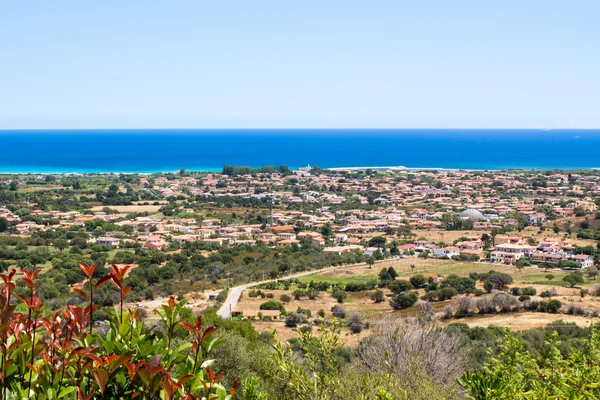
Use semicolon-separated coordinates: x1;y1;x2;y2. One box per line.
1;165;600;175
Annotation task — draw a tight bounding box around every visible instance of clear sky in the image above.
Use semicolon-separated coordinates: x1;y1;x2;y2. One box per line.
1;1;599;129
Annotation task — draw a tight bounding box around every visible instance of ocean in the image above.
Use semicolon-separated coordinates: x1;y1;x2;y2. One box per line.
1;129;599;173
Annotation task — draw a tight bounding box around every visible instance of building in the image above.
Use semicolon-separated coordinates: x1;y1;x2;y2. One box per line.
96;237;120;248
573;254;594;269
434;247;460;259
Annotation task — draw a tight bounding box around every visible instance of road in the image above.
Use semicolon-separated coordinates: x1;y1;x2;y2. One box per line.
216;262;377;319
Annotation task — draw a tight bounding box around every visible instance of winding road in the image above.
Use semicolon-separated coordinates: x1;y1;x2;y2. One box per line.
216;268;340;319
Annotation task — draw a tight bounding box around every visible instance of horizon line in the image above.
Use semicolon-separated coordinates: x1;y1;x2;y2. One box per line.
1;127;600;132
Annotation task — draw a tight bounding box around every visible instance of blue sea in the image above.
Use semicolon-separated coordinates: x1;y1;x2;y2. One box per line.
1;129;599;173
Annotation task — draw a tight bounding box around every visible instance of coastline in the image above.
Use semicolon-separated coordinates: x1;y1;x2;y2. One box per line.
1;165;600;175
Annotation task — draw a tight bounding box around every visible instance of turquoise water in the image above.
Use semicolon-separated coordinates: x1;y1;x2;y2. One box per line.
0;129;599;173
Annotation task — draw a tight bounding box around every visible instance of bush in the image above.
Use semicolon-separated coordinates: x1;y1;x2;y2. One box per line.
539;299;562;313
522;287;537;296
370;289;385;303
390;291;418;310
473;289;484;297
259;300;285;313
299;325;312;334
280;294;292;303
292;289;306;300
331;305;347;319
388;279;413;294
348;312;363;333
331;288;348;303
285;312;300;327
519;295;531;302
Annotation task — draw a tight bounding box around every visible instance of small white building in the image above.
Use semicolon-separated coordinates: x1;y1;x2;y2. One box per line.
434;247;461;259
573;254;594;269
96;237;120;248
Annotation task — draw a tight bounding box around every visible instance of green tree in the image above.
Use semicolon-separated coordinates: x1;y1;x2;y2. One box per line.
389;291;418;310
563;271;585;287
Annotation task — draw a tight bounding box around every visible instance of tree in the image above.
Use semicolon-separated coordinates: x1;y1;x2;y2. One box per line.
366;257;376;268
0;217;7;232
410;274;427;289
387;267;398;279
54;238;69;251
388;280;413;294
368;236;386;248
370;289;385;303
390;291;418;310
545;274;555;282
587;266;599;280
563;271;585;288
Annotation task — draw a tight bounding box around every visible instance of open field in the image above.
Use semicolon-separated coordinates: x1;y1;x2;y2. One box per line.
90;204;163;213
449;312;596;331
412;227;597;248
302;257;600;288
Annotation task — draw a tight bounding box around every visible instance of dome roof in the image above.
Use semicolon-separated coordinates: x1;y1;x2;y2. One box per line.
459;208;486;221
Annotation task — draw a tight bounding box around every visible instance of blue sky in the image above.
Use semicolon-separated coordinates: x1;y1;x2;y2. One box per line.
1;1;599;129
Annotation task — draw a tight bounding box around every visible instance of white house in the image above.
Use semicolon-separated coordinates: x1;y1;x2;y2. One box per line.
573;254;594;269
434;247;461;259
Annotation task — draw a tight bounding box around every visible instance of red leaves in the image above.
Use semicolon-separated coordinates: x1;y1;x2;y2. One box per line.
21;268;41;289
79;263;95;279
110;264;131;289
95;274;112;290
0;269;227;400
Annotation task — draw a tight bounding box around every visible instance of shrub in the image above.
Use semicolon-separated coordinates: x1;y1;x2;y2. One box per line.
454;297;474;318
331;288;348;303
299;325;312;334
259;300;285;313
292;289;306;300
348;312;364;333
476;297;495;314
519;295;531;302
539;299;562;313
371;289;385;303
388;279;413;294
522;287;537;296
540;288;556;298
390;291;418;310
285;312;300;327
280;294;292;303
473;289;484;297
331;305;347;318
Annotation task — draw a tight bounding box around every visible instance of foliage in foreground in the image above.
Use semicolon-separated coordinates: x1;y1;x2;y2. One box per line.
459;330;600;399
0;265;238;400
